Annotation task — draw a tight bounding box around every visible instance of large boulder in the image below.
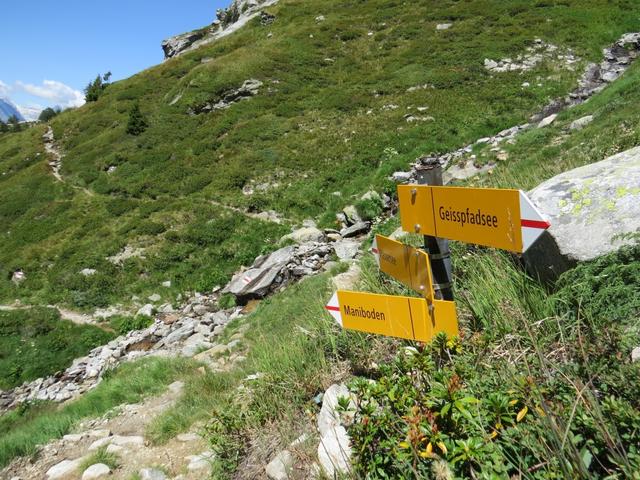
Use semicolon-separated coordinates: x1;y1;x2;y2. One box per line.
524;147;640;282
223;246;295;301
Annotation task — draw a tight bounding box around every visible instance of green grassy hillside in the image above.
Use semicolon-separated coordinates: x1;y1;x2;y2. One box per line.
1;0;638;311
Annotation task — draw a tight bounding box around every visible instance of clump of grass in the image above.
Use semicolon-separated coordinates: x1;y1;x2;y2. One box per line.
108;314;154;335
79;447;119;471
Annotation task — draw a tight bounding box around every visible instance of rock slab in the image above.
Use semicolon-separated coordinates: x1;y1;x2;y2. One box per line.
524;146;640;281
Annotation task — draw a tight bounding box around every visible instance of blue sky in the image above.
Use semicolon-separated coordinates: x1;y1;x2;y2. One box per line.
0;0;228;118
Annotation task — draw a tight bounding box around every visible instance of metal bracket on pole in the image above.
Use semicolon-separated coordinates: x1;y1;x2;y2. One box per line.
415;159;454;301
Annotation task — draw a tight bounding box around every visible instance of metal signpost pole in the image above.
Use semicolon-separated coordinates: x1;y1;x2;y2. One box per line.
415;159;454;301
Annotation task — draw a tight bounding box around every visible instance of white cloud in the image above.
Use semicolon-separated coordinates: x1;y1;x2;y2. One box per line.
15;80;85;108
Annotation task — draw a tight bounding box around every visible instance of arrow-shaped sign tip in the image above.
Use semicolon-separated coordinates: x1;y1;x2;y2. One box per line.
325;292;342;327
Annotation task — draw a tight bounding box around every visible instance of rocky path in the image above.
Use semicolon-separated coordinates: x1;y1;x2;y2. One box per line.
208;198;289;224
43;127;63;182
0;303;99;326
1;381;213;480
43;127;94;196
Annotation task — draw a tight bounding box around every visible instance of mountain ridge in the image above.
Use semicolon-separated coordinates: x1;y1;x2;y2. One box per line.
0;97;25;123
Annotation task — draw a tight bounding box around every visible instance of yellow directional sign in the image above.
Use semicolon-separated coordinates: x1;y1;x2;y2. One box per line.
397;185;550;253
325;290;458;342
372;234;434;301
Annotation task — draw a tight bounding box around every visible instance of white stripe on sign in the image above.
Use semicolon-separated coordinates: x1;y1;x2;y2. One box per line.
324;292;342;326
519;190;551;252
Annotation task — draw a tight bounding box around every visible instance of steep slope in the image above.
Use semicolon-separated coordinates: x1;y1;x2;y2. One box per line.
1;0;639;311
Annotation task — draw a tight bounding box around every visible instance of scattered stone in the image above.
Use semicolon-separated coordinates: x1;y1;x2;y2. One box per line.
139;468;167;480
106;444;125;455
631;347;640;363
281;226;326;244
537;113;558;128
81;463;111;480
342;205;362;225
316;384;355;478
80;268;97;276
569;115;594;130
111;435;145;447
148;293;162;303
340;222;370;238
524;146;640;281
88;437;113;451
318;425;352;478
11;270;26;284
63;433;84;442
332;264;361;291
177;432;201;442
391;171;412;182
333;240;360;260
187;451;215;471
193;304;208;316
46;459;81;480
266;449;295;480
136;304;154;317
318;384;355;437
436;23;452;30
315;14;325;22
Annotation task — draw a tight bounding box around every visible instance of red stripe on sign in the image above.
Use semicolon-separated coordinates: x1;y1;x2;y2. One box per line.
521;219;550;229
371;248;379;254
243;276;252;284
325;306;340;312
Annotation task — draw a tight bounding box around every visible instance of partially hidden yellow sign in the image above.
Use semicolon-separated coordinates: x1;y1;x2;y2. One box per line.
372;234;434;301
397;185;550;253
325;290;458;342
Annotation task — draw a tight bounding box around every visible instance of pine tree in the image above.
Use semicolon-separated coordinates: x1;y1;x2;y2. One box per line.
38;107;58;122
84;72;112;102
126;103;148;135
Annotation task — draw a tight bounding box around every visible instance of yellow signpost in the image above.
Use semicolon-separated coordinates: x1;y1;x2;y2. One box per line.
372;234;434;301
397;185;550;253
325;290;458;342
325;182;549;344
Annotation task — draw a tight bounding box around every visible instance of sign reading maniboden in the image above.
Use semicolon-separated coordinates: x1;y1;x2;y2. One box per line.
372;234;434;301
325;290;458;342
398;185;550;253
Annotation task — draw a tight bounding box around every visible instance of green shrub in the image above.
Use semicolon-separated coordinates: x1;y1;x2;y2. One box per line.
348;334;640;479
217;293;236;310
355;194;384;221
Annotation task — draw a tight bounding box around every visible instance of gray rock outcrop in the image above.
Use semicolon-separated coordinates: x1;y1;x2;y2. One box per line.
162;0;279;59
524;146;640;282
188;79;262;114
161;29;209;59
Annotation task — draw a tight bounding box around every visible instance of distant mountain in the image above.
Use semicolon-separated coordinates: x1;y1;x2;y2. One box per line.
17;104;43;122
0;98;25;122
